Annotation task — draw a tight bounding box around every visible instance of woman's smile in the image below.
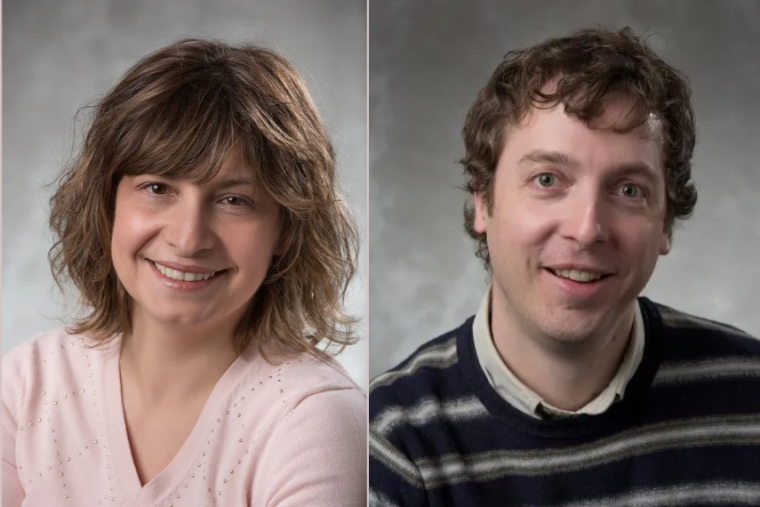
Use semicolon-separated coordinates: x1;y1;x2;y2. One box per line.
148;259;228;291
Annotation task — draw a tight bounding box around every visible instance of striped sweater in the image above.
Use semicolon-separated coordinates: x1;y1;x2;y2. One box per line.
369;297;760;506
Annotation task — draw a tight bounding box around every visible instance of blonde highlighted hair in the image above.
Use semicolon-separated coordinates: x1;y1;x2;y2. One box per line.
49;38;359;358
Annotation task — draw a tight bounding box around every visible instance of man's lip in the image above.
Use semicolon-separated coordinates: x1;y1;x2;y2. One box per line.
543;265;615;276
148;260;221;275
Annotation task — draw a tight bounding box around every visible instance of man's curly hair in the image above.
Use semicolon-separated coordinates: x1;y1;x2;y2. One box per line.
461;28;697;269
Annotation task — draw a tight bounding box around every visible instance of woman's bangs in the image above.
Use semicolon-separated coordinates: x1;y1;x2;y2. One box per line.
117;80;240;183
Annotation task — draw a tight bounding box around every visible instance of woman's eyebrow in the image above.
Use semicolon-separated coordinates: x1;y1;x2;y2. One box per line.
210;178;256;190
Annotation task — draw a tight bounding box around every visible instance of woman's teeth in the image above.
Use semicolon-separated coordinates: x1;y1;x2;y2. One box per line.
153;262;214;281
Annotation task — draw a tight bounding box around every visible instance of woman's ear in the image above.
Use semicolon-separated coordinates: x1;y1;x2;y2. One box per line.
273;221;290;257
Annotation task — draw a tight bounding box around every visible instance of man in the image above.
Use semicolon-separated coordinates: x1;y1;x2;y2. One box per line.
369;28;760;506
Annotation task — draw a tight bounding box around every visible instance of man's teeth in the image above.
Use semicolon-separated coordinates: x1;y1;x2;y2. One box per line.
154;263;214;282
552;269;604;282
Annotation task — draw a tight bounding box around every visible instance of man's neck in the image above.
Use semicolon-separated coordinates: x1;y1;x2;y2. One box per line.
489;288;635;412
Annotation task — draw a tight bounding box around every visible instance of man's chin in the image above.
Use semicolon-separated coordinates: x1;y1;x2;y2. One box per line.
536;303;635;351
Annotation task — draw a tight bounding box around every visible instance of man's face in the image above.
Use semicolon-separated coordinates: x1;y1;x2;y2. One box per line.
473;100;670;347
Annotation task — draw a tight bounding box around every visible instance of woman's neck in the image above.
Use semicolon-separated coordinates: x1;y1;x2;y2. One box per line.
119;313;240;406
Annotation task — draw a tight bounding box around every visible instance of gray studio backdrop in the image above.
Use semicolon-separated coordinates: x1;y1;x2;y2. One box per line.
3;0;368;387
369;0;760;378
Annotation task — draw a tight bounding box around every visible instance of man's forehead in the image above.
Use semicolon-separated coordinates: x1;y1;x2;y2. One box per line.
506;98;665;155
500;100;665;177
518;79;664;138
586;100;663;140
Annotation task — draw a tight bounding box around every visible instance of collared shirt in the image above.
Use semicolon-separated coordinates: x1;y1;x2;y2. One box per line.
473;289;645;418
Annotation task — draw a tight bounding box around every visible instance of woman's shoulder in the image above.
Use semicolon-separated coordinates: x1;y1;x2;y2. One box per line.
285;353;364;393
240;349;366;413
4;326;72;368
3;326;114;385
239;352;367;506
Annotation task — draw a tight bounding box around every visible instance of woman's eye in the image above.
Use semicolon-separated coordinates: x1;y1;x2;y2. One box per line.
619;184;644;198
146;183;168;195
534;173;557;187
223;196;249;206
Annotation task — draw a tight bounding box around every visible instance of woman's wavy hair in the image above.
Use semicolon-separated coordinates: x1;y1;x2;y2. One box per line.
49;38;359;359
462;27;698;269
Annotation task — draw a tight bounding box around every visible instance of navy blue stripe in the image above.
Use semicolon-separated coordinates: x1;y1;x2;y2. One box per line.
369;298;760;506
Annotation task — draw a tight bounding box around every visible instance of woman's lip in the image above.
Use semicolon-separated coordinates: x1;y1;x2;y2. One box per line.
148;259;221;275
148;261;223;290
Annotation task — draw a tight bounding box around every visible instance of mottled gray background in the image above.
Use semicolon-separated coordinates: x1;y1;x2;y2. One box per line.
369;0;760;378
3;0;368;387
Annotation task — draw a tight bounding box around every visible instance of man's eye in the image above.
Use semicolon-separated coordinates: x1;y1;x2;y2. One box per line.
619;184;644;198
534;173;557;187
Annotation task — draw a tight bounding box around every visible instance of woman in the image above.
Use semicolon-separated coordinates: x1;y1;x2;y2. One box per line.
2;38;366;506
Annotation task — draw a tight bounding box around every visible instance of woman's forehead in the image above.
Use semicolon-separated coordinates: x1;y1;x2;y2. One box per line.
204;155;258;187
121;146;259;184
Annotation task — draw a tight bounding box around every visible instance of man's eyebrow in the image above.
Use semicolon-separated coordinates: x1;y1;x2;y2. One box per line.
517;149;659;181
517;150;577;167
608;161;660;182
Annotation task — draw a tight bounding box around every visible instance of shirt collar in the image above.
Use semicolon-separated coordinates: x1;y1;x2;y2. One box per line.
473;288;645;419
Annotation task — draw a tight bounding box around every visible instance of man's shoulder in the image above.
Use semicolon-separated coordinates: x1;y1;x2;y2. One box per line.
643;298;760;377
369;317;474;415
645;298;760;351
369;316;490;484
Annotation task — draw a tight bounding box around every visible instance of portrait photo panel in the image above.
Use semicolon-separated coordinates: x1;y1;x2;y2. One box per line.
3;1;368;505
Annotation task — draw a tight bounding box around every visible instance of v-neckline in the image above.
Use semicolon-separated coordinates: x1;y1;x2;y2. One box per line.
103;341;250;506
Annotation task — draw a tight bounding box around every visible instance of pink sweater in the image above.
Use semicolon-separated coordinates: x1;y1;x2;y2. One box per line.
2;327;367;506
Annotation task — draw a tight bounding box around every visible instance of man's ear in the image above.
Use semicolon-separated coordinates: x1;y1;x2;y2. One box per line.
660;232;671;256
472;192;490;234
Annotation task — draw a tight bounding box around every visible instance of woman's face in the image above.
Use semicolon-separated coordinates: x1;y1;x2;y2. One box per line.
111;154;282;334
